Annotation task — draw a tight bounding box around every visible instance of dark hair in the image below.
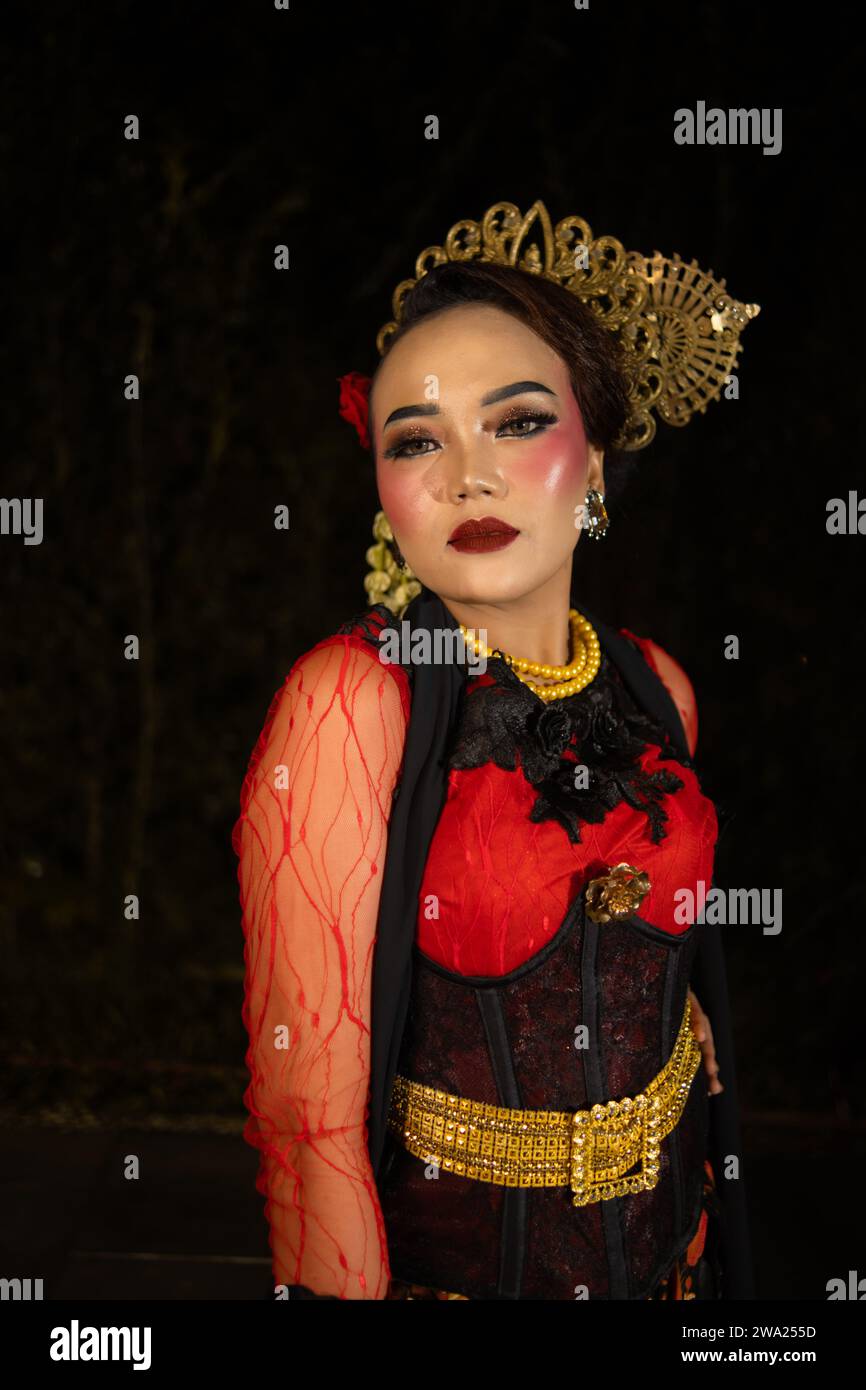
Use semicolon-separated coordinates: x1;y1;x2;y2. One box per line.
368;259;638;500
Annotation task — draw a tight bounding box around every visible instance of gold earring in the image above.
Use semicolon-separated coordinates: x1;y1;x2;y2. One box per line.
583;489;610;540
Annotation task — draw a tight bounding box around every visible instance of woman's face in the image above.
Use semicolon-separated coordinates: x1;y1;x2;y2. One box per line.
371;304;605;608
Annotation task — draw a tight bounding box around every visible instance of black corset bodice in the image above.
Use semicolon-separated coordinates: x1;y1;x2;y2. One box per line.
377;889;708;1300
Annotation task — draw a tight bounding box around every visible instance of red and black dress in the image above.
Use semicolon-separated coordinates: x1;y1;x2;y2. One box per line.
235;587;750;1300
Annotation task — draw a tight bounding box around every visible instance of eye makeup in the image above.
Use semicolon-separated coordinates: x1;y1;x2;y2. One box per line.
496;406;558;435
382;407;559;460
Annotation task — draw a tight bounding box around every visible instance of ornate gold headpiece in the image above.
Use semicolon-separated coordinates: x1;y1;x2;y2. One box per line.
364;198;760;612
376;199;759;451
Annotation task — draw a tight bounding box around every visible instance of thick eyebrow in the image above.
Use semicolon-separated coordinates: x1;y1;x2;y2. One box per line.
481;380;556;407
382;380;556;429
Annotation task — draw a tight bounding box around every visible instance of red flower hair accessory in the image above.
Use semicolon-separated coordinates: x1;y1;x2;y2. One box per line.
337;372;372;450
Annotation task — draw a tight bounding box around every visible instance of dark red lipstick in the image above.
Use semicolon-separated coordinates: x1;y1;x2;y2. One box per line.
447;516;520;553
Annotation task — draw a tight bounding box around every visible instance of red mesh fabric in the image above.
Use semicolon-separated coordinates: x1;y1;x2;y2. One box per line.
232;633;409;1298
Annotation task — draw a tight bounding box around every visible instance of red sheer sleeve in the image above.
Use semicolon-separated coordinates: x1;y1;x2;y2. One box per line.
232;633;409;1298
619;628;699;758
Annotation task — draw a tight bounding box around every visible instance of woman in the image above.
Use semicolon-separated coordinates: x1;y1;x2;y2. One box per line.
233;201;758;1300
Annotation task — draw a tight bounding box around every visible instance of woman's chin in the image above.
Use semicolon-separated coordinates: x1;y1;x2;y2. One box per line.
434;579;544;611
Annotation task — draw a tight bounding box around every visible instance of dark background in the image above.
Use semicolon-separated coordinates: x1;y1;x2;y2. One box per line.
1;0;862;1299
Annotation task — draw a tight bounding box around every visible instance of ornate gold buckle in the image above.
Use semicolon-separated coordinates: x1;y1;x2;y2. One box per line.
569;1091;663;1207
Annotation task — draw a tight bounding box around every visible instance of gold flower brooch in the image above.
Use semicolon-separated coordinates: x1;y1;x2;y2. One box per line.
585;863;651;923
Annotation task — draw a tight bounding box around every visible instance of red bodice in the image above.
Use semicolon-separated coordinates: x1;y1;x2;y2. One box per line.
416;663;718;976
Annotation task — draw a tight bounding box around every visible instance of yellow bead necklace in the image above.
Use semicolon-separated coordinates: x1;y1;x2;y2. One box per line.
459;608;601;703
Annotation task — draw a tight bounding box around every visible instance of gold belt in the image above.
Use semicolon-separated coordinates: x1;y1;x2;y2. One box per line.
387;996;701;1207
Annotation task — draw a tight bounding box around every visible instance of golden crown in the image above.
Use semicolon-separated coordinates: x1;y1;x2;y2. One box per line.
375;198;760;453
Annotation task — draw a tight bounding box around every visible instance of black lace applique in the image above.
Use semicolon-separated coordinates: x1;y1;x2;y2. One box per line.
335;602;393;645
335;605;690;845
447;651;689;846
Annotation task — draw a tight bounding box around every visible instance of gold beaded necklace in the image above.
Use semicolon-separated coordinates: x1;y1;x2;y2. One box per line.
459;608;601;703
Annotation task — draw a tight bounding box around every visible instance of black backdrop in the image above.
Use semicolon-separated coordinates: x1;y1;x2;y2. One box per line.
1;0;862;1301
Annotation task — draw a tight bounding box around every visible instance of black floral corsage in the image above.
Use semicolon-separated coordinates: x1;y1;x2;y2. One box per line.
448;652;689;845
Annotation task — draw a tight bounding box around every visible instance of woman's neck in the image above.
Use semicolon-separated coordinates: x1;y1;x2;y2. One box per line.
441;571;577;670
